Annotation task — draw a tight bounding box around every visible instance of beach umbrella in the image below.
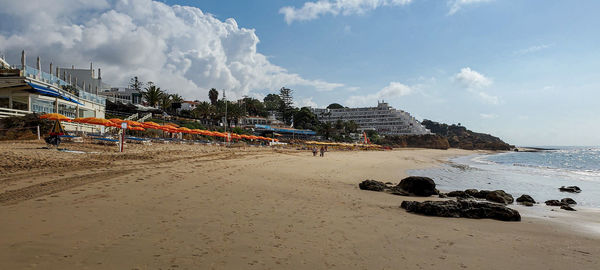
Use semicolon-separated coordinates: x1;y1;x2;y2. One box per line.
40;113;70;121
125;120;143;127
165;123;179;127
72;117;91;123
143;121;161;127
177;127;192;133
109;118;125;124
129;126;145;131
80;117;115;127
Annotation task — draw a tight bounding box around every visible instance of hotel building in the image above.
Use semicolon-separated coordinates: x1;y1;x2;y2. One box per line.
0;51;107;132
311;102;430;136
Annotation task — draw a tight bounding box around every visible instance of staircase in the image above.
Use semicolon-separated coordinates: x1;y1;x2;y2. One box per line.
137;113;152;122
124;113;138;121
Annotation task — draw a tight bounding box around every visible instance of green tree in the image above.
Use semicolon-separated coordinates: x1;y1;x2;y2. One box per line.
208;88;219;105
327;103;344;109
129;76;144;92
143;83;163;108
159;93;172;112
170;93;184;103
241;97;267;117
263;93;283;111
293;107;319;130
279;87;294;125
194;101;214;120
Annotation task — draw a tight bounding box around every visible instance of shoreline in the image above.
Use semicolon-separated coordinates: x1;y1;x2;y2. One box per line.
1;141;598;269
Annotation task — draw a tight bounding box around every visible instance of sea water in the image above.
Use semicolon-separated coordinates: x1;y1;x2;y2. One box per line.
409;147;600;208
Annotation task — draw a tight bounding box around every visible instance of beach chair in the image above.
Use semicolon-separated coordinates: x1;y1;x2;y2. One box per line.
60;134;83;143
126;137;152;145
92;137;119;146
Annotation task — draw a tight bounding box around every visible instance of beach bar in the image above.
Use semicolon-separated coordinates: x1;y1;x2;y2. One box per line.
0;51;106;132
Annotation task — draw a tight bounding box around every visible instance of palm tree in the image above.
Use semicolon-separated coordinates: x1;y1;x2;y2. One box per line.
208;88;219;105
170;93;184;103
143;84;163;108
194;101;214;124
159;94;172;112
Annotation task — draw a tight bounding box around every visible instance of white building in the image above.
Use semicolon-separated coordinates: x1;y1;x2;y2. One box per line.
311;101;430;136
179;100;199;111
100;87;143;104
0;51;106;132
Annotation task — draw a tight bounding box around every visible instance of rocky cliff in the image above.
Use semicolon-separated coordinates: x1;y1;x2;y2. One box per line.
421;120;511;150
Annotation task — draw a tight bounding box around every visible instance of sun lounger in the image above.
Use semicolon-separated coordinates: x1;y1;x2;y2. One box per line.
126;137;152;145
60;135;83;143
92;137;119;145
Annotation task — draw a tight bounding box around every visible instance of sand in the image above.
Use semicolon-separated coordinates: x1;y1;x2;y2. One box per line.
0;140;598;269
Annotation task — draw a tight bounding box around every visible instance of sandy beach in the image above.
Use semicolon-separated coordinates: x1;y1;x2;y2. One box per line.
0;141;598;269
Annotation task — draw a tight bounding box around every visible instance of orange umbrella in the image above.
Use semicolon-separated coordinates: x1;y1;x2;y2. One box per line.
129;126;145;131
40;113;70;121
143;121;161;127
177;127;192;133
109;118;125;124
80;117;115;127
73;117;91;123
165;123;179;127
125;120;143;126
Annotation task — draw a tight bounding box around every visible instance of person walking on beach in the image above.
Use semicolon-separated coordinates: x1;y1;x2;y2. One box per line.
320;146;325;157
312;146;317;156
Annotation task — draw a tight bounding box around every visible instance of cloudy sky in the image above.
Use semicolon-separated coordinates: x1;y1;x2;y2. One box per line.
1;0;599;146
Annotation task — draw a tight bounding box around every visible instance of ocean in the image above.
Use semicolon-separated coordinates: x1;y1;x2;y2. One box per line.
409;147;600;208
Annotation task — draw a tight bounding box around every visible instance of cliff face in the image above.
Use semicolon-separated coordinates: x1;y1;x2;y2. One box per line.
379;134;450;150
421;120;511;151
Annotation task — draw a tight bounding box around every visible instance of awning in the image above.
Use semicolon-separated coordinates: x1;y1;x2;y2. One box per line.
27;82;84;105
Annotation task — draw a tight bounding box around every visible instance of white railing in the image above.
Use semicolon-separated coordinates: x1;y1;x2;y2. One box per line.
138;113;152;122
0;107;32;118
125;113;138;121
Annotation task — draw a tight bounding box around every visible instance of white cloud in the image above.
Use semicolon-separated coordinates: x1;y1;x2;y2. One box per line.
454;67;498;104
448;0;492;15
296;97;319;108
280;0;413;24
0;0;343;100
346;81;412;107
454;67;492;89
514;44;552;55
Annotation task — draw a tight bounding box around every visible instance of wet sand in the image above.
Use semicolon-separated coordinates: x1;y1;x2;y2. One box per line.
0;141;598;269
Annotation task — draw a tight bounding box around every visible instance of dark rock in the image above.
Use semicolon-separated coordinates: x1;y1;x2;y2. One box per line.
516;194;536;204
388;186;410;196
561;198;577;205
560;205;576;211
473;190;492;199
485;190;514;204
545;200;563;206
438;193;447;198
521;201;534;207
396;176;437;197
358;180;386;192
559;186;581;193
401;200;461;218
465;189;479;196
401;200;521;221
447;191;469;198
384;182;395;186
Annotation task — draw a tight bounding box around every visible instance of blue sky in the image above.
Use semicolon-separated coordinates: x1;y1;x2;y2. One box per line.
1;0;599;146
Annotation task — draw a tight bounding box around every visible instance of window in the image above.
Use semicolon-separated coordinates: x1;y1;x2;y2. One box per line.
12;96;29;111
31;97;55;114
79;108;95;118
58;102;77;118
0;97;8;108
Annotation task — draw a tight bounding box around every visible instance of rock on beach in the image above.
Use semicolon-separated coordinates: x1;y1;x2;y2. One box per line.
401;200;521;221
